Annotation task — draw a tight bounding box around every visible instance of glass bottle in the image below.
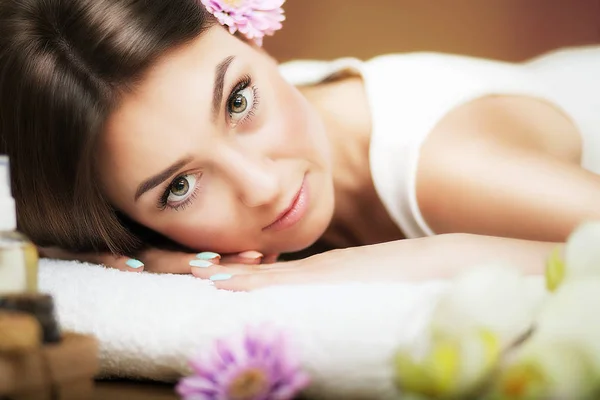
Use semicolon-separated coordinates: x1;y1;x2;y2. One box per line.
0;156;38;294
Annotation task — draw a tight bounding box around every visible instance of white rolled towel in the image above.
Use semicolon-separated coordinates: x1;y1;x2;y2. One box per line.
38;259;453;399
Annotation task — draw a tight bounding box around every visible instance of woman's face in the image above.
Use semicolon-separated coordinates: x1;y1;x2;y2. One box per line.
99;27;334;255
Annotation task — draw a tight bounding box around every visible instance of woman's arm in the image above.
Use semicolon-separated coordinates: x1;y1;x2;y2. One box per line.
41;233;558;291
190;234;558;291
416;95;599;242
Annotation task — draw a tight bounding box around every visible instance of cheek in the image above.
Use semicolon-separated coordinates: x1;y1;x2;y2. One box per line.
151;199;257;253
276;83;330;164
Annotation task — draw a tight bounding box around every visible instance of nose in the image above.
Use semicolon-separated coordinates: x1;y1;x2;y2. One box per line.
218;148;280;208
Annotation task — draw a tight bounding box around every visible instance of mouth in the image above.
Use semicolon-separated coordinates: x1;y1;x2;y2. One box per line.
263;175;309;232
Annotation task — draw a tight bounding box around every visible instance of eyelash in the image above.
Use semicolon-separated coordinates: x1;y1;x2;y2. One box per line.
157;173;202;211
226;74;260;126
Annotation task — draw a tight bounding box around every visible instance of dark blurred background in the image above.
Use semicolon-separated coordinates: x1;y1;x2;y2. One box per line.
264;0;600;62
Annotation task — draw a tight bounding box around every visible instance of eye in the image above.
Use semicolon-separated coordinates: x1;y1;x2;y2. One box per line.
227;86;255;125
229;92;247;113
167;174;197;203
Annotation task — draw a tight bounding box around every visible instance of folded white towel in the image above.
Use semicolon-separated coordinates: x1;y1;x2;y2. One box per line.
39;259;451;399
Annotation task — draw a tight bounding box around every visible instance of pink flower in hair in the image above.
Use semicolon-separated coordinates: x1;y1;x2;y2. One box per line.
201;0;286;46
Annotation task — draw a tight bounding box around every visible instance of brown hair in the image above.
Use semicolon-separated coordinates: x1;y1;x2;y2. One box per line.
0;0;214;254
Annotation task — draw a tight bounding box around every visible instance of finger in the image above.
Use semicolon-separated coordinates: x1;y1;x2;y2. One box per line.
139;249;221;274
191;260;302;289
127;249;260;275
39;247;145;273
189;261;265;280
108;255;146;272
210;269;313;292
262;254;279;264
220;251;264;265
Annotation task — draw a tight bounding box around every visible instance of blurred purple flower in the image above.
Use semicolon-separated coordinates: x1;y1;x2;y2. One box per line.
176;324;310;400
200;0;285;46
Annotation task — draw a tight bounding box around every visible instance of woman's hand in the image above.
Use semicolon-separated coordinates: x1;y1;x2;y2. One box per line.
189;246;380;290
190;234;556;291
189;239;438;290
41;234;555;291
38;246;279;273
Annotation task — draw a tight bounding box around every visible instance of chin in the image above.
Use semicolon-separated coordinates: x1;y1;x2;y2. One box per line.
273;195;334;254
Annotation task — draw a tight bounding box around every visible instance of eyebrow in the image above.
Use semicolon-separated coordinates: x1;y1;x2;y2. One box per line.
212;55;235;122
134;156;193;201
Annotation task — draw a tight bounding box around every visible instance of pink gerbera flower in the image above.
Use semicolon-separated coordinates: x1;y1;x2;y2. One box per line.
200;0;285;46
176;325;310;400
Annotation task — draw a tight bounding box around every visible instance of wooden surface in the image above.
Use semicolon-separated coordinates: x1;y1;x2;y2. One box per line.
94;381;178;400
93;381;309;400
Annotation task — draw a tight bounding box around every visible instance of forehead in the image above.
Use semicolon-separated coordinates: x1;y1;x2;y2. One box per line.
102;27;252;154
109;27;239;128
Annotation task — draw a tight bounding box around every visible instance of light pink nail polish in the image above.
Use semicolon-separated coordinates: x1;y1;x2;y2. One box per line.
238;250;263;260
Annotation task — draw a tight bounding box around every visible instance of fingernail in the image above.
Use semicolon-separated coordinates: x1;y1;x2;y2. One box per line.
196;252;221;261
190;260;214;268
210;273;233;281
126;259;144;269
238;251;263;260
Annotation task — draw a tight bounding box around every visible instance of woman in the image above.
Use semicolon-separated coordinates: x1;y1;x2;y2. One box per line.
0;0;598;291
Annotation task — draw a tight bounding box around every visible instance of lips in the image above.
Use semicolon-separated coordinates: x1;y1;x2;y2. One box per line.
263;176;308;232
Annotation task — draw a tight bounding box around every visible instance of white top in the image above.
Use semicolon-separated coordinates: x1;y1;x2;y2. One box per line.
279;46;600;238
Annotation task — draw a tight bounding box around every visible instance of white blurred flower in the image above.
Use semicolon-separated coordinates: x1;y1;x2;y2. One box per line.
546;221;600;291
535;279;600;371
394;227;600;400
395;329;501;398
488;338;596;400
486;275;600;399
431;265;544;348
395;265;546;398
